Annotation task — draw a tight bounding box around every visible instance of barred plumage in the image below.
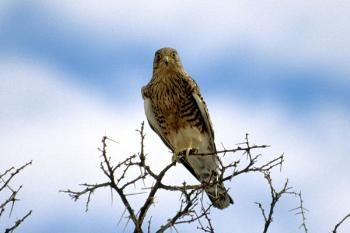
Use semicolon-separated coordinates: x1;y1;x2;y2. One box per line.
142;47;233;209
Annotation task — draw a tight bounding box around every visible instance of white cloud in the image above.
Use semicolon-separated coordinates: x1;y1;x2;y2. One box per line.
209;99;350;232
33;0;350;77
0;57;349;232
0;57;144;231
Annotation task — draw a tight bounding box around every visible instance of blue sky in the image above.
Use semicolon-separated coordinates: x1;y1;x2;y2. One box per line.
1;1;350;232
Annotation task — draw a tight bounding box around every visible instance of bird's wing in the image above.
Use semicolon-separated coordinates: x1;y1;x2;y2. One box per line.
192;93;215;141
188;78;215;146
143;91;199;178
144;94;199;178
143;95;174;151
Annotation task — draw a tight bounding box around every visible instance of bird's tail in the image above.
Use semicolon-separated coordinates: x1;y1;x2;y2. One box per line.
205;181;233;209
180;147;233;209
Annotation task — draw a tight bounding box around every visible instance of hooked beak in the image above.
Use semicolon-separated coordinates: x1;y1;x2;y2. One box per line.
163;56;169;66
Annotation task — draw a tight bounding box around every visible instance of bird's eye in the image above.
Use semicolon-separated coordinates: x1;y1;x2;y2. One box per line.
171;51;177;58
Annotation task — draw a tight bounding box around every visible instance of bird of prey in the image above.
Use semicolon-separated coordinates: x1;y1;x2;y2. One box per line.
142;47;233;209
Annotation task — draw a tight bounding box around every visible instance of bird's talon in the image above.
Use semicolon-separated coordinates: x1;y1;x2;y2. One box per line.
173;148;199;163
190;148;199;154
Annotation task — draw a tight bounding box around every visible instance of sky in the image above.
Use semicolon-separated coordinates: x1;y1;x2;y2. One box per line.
0;0;350;232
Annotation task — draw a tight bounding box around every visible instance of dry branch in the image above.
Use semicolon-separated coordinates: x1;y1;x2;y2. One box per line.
4;210;32;233
332;213;350;233
62;122;305;232
1;161;32;233
290;192;308;233
255;173;292;233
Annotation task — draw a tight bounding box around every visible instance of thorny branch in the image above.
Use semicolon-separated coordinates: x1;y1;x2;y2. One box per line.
4;210;32;233
255;173;293;233
1;161;32;233
196;201;215;233
290;192;308;233
62;122;349;233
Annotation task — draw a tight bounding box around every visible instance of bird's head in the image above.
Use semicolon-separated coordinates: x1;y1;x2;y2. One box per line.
153;47;183;74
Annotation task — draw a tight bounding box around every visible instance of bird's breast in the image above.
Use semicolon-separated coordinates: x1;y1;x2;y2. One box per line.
149;73;205;134
155;78;186;114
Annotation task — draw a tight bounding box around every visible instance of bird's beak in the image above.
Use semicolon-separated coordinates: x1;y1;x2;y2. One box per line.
163;56;169;66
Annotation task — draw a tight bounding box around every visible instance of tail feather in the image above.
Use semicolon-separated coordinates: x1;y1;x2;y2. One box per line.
179;148;233;209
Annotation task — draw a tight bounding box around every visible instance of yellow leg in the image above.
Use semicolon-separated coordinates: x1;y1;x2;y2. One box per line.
172;149;190;163
172;151;180;163
185;148;191;162
172;147;199;163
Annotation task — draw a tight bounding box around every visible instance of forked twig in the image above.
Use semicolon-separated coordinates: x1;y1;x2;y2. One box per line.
62;122;296;232
1;161;32;232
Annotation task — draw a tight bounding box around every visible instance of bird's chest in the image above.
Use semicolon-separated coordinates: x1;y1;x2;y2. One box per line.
159;92;188;129
153;80;187;114
151;85;190;129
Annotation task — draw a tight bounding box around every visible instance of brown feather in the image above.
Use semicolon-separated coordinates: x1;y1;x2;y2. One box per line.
142;47;233;209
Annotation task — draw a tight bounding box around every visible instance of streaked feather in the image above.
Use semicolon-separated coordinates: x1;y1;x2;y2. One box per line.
142;47;233;209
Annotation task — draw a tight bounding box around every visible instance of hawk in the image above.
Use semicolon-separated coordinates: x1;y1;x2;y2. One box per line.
142;47;233;209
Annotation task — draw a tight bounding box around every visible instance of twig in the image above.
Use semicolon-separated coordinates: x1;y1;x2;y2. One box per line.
147;216;152;233
290;192;308;233
0;161;32;192
60;182;111;211
1;161;32;233
193;145;269;156
332;213;350;233
63;123;292;232
255;172;292;233
4;210;32;233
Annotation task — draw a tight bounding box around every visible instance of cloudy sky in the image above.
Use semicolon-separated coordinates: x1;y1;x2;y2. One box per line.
1;1;349;232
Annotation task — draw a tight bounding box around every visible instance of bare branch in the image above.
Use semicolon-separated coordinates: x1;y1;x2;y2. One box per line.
60;182;111;211
196;201;215;233
332;213;350;233
62;135;140;228
0;161;32;192
63;123;301;232
290;192;308;233
255;172;292;233
192;144;270;156
147;216;152;233
4;210;32;233
1;161;32;233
